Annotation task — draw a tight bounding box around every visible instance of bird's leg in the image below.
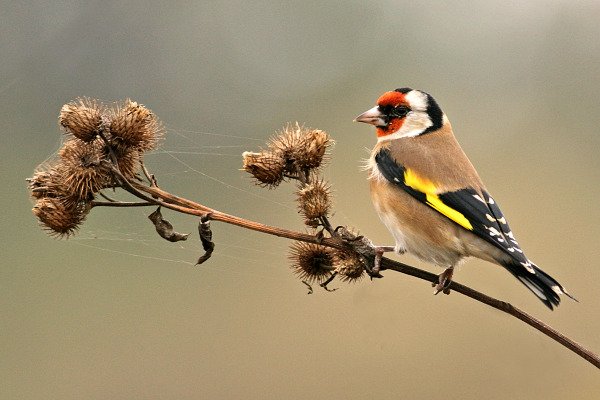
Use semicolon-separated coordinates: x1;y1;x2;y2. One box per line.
433;267;454;295
369;245;396;278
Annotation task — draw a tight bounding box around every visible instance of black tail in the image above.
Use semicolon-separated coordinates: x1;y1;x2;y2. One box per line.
502;261;575;310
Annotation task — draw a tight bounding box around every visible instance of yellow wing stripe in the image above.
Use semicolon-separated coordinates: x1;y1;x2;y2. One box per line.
404;169;474;231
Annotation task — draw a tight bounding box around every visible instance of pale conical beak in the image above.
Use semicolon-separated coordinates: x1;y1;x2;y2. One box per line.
354;106;386;127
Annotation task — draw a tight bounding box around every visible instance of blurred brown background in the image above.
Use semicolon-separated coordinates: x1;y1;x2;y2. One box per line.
2;1;600;398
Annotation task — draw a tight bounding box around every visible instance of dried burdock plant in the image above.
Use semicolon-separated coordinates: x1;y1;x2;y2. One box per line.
59;139;110;200
245;123;335;231
108;143;141;181
333;249;365;283
32;196;90;237
293;128;331;170
26;98;600;369
289;241;335;284
296;177;332;223
29;97;163;237
267;123;306;158
110;99;163;152
59;97;103;142
241;151;285;188
28;165;65;200
266;122;333;177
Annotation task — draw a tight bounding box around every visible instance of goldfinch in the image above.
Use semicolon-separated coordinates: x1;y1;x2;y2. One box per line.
355;87;573;309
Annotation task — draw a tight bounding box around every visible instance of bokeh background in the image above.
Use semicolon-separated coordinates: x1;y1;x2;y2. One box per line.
2;1;600;398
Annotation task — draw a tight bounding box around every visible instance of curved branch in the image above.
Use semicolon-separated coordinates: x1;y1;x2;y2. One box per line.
379;258;600;368
120;181;600;369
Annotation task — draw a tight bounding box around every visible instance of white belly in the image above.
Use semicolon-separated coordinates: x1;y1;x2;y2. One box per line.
375;207;464;268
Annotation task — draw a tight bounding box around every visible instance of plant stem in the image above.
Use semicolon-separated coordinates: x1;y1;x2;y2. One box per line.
118;180;600;369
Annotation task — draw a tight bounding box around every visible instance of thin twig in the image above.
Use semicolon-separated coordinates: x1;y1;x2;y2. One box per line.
302;281;314;294
98;192;118;202
91;200;154;208
140;160;153;184
140;160;158;187
320;271;338;292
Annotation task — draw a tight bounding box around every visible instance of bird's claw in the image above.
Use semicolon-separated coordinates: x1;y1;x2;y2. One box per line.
433;267;454;295
367;246;394;279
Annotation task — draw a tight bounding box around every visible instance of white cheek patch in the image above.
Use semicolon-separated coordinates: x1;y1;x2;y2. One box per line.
376;110;433;142
404;90;429;111
399;111;433;137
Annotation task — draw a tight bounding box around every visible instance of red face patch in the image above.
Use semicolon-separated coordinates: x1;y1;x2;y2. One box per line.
377;91;408;107
376;118;404;137
375;91;408;137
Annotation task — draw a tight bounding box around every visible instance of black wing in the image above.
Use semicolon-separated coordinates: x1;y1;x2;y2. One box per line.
375;148;528;265
375;148;567;309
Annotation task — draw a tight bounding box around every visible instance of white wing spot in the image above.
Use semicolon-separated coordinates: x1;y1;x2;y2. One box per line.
497;217;506;224
486;213;495;222
393;177;400;182
488;197;495;205
473;194;485;203
521;261;536;274
488;227;500;236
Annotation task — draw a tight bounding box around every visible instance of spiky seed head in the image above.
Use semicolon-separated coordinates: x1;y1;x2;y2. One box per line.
58;139;110;200
296;177;331;221
294;128;331;170
303;217;321;228
333;250;365;283
109;99;163;152
32;196;90;238
242;151;285;188
289;241;335;283
267;123;332;173
27;165;65;200
59;98;103;142
108;142;141;181
267;122;306;160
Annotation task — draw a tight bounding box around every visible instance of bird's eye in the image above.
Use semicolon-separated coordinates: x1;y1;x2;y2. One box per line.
391;105;410;118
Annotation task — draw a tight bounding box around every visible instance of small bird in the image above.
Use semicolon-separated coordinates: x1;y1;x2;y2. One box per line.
355;87;574;309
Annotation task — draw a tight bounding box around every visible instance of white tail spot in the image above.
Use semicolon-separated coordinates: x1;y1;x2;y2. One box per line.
518;276;547;300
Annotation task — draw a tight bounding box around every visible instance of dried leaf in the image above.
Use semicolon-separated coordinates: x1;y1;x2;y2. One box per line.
196;214;215;264
148;207;189;242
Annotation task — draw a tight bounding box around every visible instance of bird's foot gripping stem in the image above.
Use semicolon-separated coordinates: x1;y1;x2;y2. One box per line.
368;245;396;279
433;267;454;295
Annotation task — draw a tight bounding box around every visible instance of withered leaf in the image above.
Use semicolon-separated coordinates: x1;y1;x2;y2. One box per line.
148;207;189;242
196;214;215;264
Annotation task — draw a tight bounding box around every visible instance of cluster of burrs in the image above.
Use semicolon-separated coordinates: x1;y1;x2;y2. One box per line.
27;98;164;237
242;123;368;288
28;102;371;285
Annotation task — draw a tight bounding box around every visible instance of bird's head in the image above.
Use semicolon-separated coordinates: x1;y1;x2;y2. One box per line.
355;87;444;141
